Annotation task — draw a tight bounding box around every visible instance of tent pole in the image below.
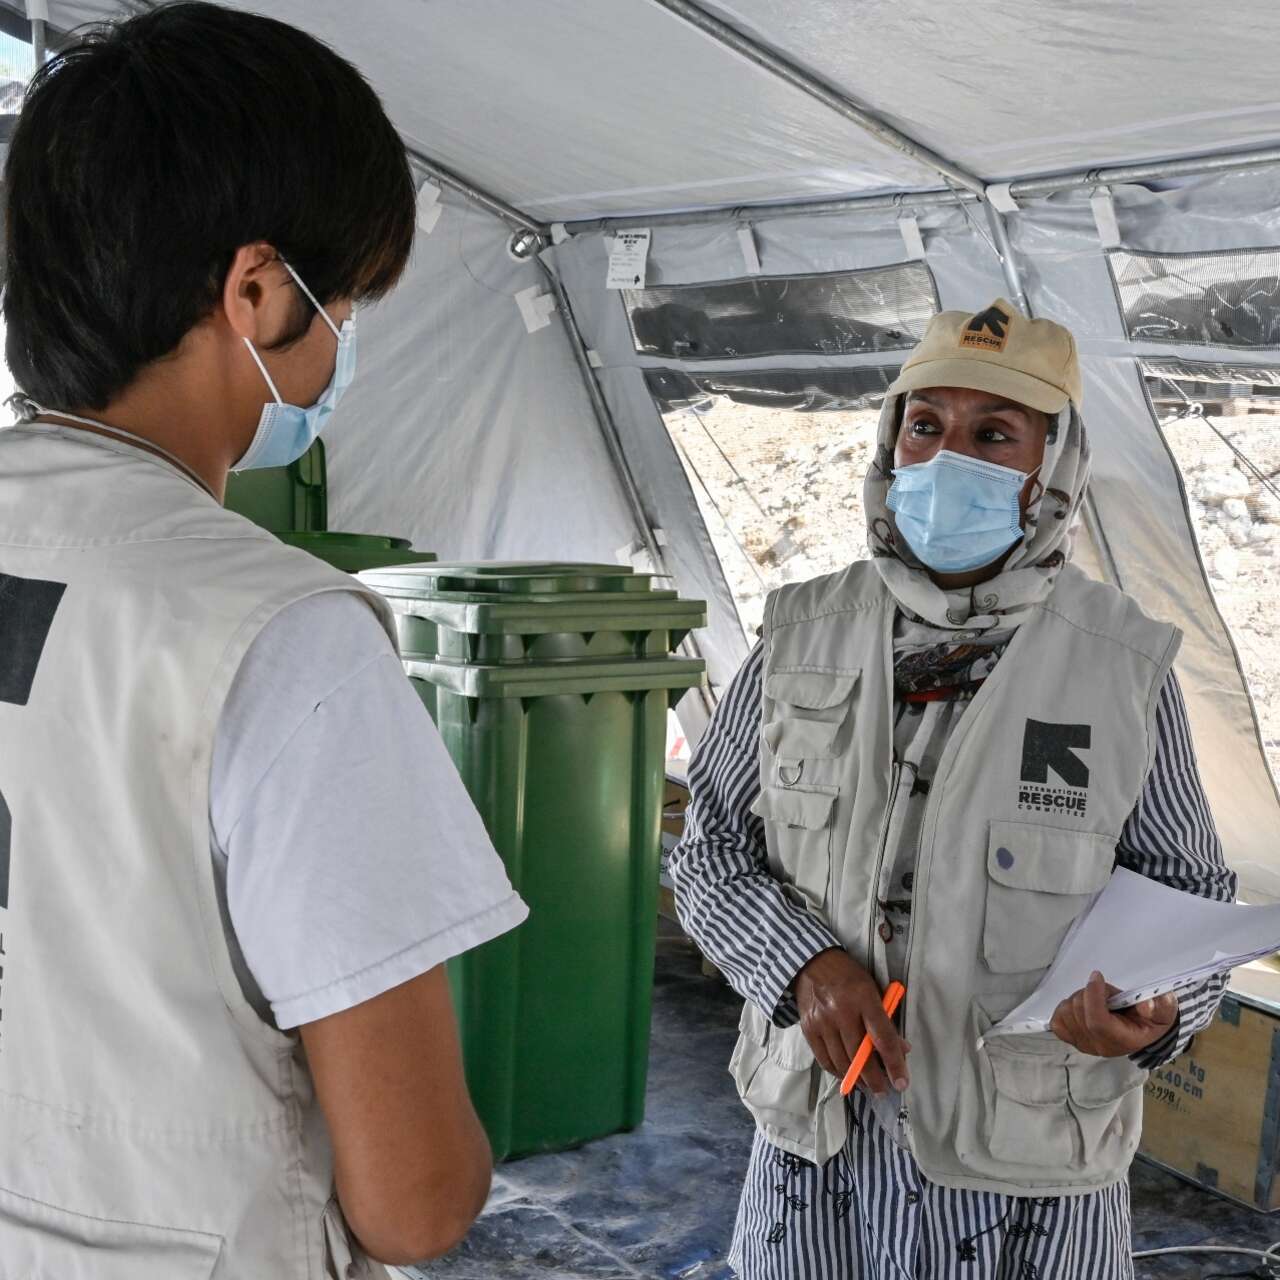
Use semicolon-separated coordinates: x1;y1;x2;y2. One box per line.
537;258;716;719
404;144;547;237
566;187;975;234
536;260;666;578
983;201;1031;315
649;0;986;197
568;145;1280;234
1010;146;1280;198
28;16;45;64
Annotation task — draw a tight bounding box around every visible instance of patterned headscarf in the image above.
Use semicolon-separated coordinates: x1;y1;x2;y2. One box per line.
864;390;1092;633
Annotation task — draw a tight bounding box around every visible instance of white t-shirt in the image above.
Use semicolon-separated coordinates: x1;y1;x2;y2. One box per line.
209;590;527;1030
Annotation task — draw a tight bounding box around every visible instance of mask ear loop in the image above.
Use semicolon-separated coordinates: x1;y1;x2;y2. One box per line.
281;260;344;340
242;337;285;405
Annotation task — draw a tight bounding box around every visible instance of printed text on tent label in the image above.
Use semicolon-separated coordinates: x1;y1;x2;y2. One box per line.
607;229;651;290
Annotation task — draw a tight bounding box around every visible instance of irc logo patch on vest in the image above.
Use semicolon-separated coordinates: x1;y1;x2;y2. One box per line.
1018;719;1090;818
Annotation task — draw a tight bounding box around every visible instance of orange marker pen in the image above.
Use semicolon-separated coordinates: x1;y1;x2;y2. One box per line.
840;981;907;1097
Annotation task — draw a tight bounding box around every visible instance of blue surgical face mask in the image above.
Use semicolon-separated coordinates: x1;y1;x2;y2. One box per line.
234;262;356;472
886;449;1038;574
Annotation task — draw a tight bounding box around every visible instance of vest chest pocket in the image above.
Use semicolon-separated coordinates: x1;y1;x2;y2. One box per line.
762;668;860;764
982;821;1116;975
751;783;838;911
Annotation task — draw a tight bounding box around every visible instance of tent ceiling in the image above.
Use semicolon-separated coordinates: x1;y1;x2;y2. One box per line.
27;1;1280;222
29;0;942;219
699;0;1280;185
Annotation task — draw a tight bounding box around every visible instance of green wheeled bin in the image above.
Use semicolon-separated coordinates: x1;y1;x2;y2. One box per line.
223;438;328;532
360;562;707;1160
224;441;434;576
274;532;436;575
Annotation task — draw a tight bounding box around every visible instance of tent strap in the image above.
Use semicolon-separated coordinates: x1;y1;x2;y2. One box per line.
404;144;547;237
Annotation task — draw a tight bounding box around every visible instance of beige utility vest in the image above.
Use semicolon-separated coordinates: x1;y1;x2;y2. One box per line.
730;560;1180;1195
0;424;396;1278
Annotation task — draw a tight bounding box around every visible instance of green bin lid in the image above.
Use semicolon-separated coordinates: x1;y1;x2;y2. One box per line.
361;561;659;597
388;594;706;640
278;531;437;574
405;655;706;700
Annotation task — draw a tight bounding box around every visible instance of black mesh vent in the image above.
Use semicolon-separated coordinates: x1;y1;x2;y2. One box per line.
1110;250;1280;348
624;262;938;360
645;366;898;414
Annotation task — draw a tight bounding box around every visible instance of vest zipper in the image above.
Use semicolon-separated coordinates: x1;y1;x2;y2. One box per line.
866;756;904;973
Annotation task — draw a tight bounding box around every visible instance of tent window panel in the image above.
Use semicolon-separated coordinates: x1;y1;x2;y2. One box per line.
1111;249;1280;348
1143;360;1280;777
646;367;897;638
625;262;937;360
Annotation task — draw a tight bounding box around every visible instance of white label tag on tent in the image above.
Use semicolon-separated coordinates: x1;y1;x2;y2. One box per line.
1090;186;1121;249
551;222;570;245
897;213;925;261
416;180;443;234
515;285;556;334
737;225;762;275
606;229;651;290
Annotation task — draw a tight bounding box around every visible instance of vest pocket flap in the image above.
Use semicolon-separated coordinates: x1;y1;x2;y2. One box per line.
986;822;1115;895
751;784;837;830
764;668;859;710
1066;1054;1148;1109
764;716;841;758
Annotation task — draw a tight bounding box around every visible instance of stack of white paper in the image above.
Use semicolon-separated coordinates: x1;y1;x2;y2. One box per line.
985;868;1280;1039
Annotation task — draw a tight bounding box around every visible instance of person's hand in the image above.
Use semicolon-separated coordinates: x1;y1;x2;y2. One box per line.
1050;970;1178;1058
792;948;910;1095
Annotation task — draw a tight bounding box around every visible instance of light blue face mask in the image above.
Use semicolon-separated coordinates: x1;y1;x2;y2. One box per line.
234;262;356;471
886;449;1037;574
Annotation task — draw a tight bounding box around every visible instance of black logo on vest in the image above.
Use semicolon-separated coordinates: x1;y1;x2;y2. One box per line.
1019;719;1090;818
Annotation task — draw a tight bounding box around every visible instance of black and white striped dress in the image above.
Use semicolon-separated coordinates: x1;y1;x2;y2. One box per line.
670;642;1237;1280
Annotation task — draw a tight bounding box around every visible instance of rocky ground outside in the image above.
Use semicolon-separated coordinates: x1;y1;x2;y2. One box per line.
665;395;1280;777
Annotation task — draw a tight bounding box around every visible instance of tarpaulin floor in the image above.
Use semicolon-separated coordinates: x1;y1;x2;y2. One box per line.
409;925;1278;1280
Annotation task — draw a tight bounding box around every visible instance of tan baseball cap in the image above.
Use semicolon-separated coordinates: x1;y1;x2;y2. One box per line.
887;299;1082;414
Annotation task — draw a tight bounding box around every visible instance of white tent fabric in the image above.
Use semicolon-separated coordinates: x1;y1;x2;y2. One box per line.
29;1;1280;214
323;190;638;566
699;1;1280;184
7;0;1280;898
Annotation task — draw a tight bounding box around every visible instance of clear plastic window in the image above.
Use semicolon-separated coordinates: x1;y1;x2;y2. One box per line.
647;367;895;638
1143;360;1280;775
1111;250;1280;348
624;262;937;360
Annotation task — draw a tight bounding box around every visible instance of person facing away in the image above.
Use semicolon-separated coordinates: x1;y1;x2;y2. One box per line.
0;5;529;1276
670;300;1238;1279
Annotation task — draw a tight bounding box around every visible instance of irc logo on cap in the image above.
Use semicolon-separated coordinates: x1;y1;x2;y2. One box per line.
959;304;1011;353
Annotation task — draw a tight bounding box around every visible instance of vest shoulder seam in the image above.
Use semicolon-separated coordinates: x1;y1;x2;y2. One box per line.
1037;599;1170;666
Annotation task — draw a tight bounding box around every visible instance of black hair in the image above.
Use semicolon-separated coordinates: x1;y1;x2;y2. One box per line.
3;1;416;410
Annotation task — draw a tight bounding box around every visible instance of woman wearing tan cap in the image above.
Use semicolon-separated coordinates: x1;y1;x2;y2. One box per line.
671;300;1236;1278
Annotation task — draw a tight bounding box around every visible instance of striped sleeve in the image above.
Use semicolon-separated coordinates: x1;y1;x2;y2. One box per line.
1118;670;1239;1070
669;642;840;1027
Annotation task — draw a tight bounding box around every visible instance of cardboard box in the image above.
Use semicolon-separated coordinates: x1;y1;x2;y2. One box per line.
1138;965;1280;1213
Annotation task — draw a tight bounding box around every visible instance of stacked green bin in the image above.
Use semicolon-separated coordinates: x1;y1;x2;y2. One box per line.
274;532;436;575
223;441;435;574
224;439;328;533
360;562;707;1160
